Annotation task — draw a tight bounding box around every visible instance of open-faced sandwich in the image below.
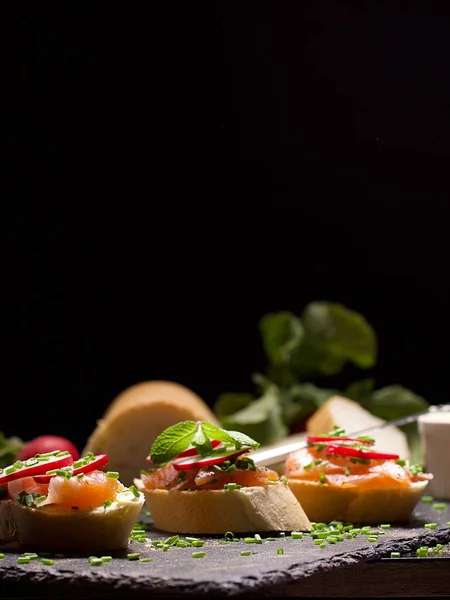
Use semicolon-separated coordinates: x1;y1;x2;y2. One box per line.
134;420;312;534
0;450;144;552
284;426;433;524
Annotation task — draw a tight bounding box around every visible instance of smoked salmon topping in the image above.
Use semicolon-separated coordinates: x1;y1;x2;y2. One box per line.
285;428;432;489
141;455;282;491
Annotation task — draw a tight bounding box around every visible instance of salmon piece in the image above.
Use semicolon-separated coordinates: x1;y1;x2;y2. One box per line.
141;463;199;491
7;477;49;502
285;446;430;490
42;470;119;509
141;462;281;491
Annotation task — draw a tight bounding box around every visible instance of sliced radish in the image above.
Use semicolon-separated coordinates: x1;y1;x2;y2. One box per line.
172;446;251;471
145;439;224;463
34;453;109;483
0;451;74;485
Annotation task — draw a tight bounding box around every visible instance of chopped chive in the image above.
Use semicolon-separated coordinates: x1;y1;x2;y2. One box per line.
433;503;447;511
17;557;31;564
89;557;103;566
127;552;140;560
139;557;154;562
0;553;5;559
424;523;438;529
421;495;434;503
240;550;252;556
41;558;55;565
390;552;400;558
380;524;391;529
106;471;120;479
277;548;284;554
129;485;140;498
192;552;206;558
101;556;112;562
291;532;303;539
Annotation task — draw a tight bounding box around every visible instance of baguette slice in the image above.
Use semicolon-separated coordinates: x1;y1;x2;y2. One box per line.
0;488;144;552
287;478;429;524
134;478;312;534
307;395;410;459
83;381;219;486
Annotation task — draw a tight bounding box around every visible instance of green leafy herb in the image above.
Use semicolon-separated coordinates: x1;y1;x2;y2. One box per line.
214;300;429;455
0;432;24;468
149;421;259;466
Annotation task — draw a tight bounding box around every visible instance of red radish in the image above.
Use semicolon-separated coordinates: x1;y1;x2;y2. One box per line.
0;452;74;484
34;453;109;483
307;436;374;445
172;446;251;471
146;439;224;463
16;435;80;462
325;443;399;460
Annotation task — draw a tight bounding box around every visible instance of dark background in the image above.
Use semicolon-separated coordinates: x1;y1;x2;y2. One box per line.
4;2;449;452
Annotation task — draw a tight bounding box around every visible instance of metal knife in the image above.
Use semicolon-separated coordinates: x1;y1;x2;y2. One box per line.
251;403;450;467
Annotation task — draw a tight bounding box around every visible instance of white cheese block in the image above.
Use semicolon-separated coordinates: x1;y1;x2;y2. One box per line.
306;395;410;459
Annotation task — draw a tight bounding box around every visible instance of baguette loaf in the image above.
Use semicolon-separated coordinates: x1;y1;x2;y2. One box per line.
83;381;219;486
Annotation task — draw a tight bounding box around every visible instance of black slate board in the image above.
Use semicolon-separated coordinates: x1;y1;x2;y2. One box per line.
1;500;450;599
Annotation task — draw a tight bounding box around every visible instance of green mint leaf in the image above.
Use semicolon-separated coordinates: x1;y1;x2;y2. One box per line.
218;386;288;446
214;393;255;419
344;378;376;402
361;385;429;421
259;311;304;366
281;383;338;428
0;432;24;468
221;430;260;450
150;421;198;464
191;424;212;457
290;301;377;377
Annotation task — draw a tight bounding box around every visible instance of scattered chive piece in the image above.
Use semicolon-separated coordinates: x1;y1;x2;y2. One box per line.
390;552;400;558
240;550;252;556
101;556;112;562
380;524;391;529
127;552;140;560
17;557;31;564
433;503;447;511
291;532;303;539
0;553;4;559
192;552;206;558
89;557;103;566
139;557;154;562
41;558;55;565
106;471;120;479
424;523;438;530
277;548;284;555
421;495;434;503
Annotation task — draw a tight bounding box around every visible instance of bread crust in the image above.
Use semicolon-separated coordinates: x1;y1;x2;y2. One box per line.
134;479;312;534
287;478;430;524
0;494;144;553
83;381;219;486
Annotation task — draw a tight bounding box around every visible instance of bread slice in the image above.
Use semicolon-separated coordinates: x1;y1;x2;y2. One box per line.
287;478;430;524
82;381;219;486
0;488;144;552
307;395;410;459
134;478;312;534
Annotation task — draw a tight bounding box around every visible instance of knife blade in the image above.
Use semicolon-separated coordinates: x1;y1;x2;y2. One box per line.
251;402;450;467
